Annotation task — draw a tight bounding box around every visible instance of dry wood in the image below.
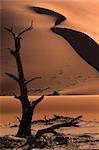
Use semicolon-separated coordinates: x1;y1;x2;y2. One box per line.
5;23;44;137
36;115;82;138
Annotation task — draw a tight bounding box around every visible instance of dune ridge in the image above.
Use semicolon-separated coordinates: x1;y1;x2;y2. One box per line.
31;6;99;73
28;6;66;26
1;1;99;95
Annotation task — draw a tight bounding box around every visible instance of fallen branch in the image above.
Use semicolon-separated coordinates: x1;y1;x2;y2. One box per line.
31;114;73;125
53;114;71;120
35;115;82;138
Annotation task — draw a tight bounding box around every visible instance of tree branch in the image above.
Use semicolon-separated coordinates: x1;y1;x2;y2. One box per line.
17;20;33;38
31;95;44;108
4;26;15;39
5;73;20;83
13;92;21;100
25;76;41;84
8;48;16;56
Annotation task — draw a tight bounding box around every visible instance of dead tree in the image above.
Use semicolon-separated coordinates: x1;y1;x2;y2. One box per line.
5;22;44;137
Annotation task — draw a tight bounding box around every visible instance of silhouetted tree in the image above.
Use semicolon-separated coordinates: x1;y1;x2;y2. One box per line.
4;21;83;141
5;22;44;137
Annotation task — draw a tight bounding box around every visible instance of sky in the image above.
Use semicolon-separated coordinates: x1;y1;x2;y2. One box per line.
0;0;99;95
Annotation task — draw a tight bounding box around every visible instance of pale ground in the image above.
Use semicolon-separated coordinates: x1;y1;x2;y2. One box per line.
0;119;99;149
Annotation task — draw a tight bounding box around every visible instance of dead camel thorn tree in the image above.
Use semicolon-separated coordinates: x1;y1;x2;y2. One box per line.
5;21;44;137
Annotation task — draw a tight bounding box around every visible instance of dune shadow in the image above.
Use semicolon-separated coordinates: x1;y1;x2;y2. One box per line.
27;6;99;73
28;6;66;26
51;27;99;73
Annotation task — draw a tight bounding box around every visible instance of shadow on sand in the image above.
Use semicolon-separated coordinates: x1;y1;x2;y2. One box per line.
51;27;99;73
28;6;66;26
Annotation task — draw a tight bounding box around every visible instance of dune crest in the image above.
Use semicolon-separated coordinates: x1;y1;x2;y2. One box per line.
28;6;66;26
31;6;99;73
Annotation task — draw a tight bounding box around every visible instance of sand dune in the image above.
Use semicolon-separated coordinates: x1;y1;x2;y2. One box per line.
1;0;99;95
32;6;99;73
60;78;99;95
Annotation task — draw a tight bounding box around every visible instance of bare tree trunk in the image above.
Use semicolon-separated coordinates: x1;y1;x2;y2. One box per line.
5;23;44;137
16;95;44;137
16;103;33;137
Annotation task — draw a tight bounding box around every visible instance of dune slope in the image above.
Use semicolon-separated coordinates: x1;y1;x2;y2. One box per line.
51;27;99;73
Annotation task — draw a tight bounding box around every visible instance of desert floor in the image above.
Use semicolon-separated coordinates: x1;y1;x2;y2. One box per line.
0;117;99;149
